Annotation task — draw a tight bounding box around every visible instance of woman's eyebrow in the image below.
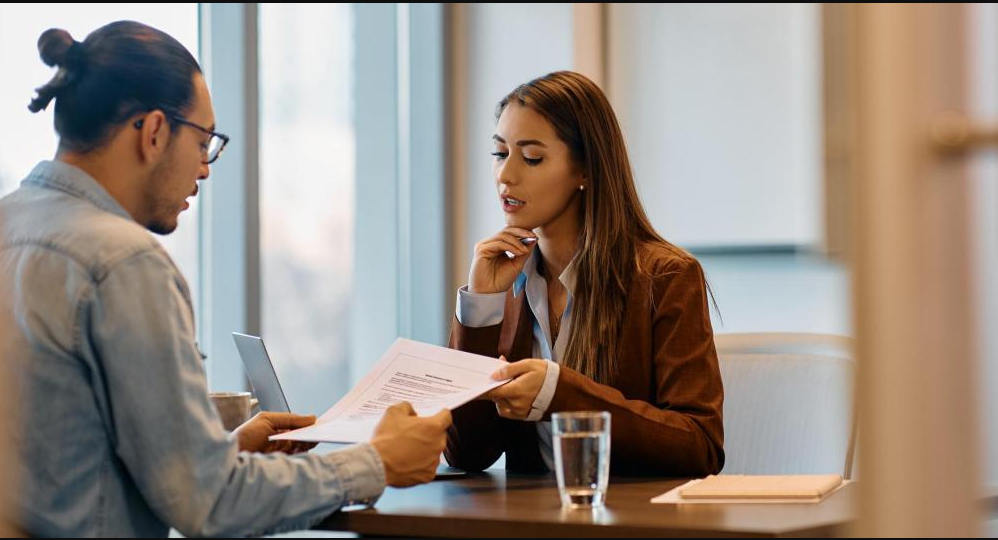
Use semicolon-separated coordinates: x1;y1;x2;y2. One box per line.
515;139;547;148
491;134;547;148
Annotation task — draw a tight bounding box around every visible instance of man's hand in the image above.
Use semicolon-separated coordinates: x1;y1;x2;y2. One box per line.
371;402;453;487
232;412;319;454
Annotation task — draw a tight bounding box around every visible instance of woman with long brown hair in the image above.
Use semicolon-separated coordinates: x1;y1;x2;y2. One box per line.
446;71;724;476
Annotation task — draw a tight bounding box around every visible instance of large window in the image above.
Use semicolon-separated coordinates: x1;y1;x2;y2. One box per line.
259;3;355;415
0;3;201;307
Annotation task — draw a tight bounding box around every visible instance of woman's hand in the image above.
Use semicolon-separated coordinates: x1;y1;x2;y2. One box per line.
468;227;537;294
484;358;549;420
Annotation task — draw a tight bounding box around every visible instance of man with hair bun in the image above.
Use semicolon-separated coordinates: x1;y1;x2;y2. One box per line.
0;20;451;538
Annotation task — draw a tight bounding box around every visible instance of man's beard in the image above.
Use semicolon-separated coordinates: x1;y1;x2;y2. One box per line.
144;155;181;235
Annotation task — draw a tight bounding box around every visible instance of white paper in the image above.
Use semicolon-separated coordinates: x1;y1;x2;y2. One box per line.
650;478;852;504
270;338;510;444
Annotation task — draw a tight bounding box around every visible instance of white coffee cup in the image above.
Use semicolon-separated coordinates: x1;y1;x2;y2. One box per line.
209;391;259;431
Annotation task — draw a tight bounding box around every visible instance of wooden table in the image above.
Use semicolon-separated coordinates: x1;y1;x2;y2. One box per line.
317;470;856;537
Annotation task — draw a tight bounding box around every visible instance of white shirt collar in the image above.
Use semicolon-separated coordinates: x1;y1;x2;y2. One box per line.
514;248;579;297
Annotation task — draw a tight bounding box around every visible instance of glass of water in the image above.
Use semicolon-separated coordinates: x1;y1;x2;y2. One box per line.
552;411;611;508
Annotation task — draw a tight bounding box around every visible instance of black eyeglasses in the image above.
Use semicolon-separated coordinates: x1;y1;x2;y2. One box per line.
133;116;230;165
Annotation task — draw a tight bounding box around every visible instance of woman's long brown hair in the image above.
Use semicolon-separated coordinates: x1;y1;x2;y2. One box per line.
498;71;686;385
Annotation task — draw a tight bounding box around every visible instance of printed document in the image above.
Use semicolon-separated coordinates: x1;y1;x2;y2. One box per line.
270;338;510;443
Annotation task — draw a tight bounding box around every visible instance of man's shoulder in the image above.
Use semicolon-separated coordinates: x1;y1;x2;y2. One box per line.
0;190;167;282
77;212;169;280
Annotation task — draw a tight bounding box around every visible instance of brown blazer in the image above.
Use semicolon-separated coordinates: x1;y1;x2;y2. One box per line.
445;242;724;477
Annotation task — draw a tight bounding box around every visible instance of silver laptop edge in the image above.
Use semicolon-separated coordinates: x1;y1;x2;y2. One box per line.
231;332;292;414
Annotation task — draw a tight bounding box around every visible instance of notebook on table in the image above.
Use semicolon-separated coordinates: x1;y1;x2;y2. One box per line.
652;474;847;504
679;474;843;501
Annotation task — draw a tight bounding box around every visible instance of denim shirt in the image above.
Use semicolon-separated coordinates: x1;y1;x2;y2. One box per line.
0;161;385;537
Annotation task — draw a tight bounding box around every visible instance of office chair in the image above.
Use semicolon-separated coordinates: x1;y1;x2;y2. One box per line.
715;333;856;478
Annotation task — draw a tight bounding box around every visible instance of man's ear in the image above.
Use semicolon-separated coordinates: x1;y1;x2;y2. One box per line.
136;110;171;164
